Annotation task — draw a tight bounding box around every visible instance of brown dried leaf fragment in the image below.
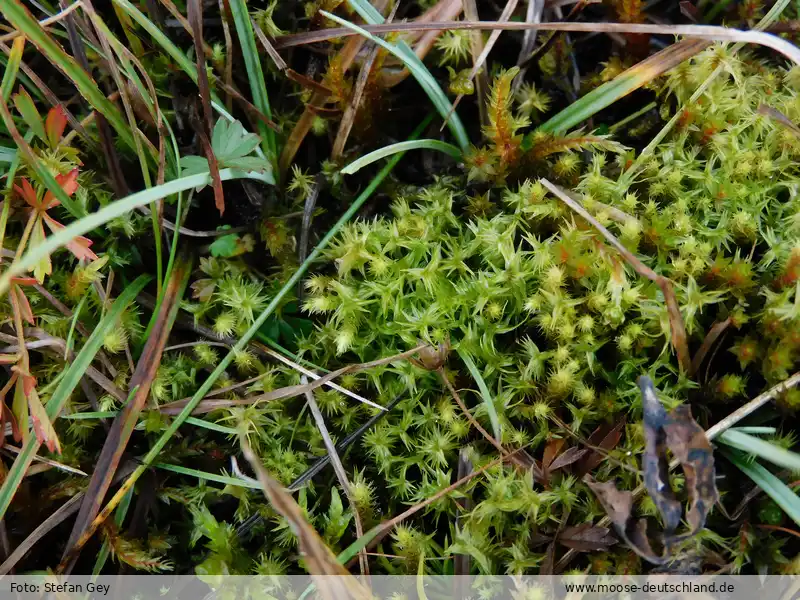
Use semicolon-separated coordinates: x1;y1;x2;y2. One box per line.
584;376;718;564
576;420;625;476
663;404;719;540
558;524;617;552
584;477;665;564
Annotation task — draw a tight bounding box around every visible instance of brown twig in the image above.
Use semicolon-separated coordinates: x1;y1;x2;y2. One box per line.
240;437;372;600
59;255;192;573
332;38;382;160
251;14;288;71
461;0;490;128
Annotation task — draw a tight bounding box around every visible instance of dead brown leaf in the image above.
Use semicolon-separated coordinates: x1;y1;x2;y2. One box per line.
558;523;617;552
576;420;625;476
584;376;718;564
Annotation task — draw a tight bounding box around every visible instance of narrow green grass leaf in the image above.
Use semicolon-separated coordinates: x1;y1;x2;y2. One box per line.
0;275;150;522
456;348;502;441
718;430;800;472
0;0;134;150
61;412;118;420
227;0;277;162
184;417;238;435
0;168;273;297
0;131;32;257
535;40;707;136
0;146;16;163
729;427;777;435
154;463;262;489
1;36;25;102
721;448;800;528
341;140;462;175
347;0;384;22
64;291;90;359
321;9;470;151
0;50;44;104
92;486;133;575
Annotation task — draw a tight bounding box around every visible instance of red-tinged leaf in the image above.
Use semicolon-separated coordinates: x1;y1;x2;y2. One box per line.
11;364;37;398
662;404;718;540
43;168;80;207
548;446;588;473
28;386;61;454
45;105;68;148
42;214;98;261
10;276;40;286
13;87;46;142
542;437;565;470
0;354;20;364
12;285;34;325
14;178;39;208
558;523;617;552
584;377;718;565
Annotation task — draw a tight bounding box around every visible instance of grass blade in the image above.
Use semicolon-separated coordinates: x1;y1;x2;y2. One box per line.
0;35;24;102
536;39;708;135
456;347;502;441
0;167;272;297
0;0;134;149
728;427;777;435
188;0;226;214
322;9;469;151
717;430;800;472
228;0;277;163
721;448;800;528
0;275;150;522
56;116;432;571
341;139;462;175
154;462;262;489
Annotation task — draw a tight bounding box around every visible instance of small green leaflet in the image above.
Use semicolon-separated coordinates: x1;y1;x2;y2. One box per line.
181;118;274;183
209;227;254;258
